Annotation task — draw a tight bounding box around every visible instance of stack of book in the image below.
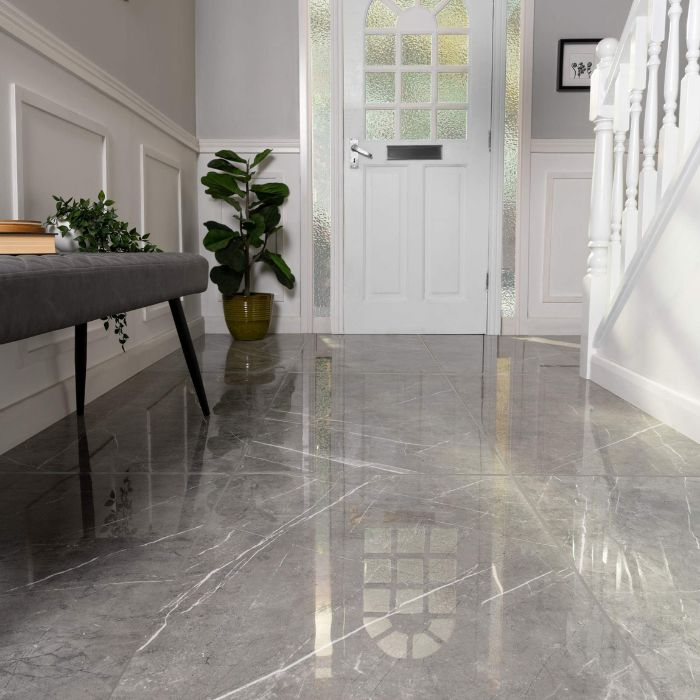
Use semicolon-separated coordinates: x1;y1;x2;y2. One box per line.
0;220;55;254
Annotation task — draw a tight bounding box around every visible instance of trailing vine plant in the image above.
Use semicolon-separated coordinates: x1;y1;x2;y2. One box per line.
46;191;160;349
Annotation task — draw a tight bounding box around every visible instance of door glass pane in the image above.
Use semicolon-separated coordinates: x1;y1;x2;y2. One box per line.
367;109;396;139
437;109;467;139
401;109;432;139
438;72;468;102
366;72;396;103
401;34;432;65
438;35;468;65
437;0;469;28
366;35;396;65
366;0;397;28
402;72;432;103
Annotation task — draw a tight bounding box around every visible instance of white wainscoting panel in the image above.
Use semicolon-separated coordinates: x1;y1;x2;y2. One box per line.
521;143;593;335
0;27;200;455
198;146;302;334
140;145;183;322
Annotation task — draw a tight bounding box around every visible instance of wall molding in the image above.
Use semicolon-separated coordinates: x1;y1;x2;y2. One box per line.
198;139;301;155
0;0;197;151
11;84;108;219
140;144;183;323
530;139;595;153
591;353;700;444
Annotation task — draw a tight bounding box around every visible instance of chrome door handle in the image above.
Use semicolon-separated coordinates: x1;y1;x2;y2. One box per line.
350;138;373;168
351;144;373;159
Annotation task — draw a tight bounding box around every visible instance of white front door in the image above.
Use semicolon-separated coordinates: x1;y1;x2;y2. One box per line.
343;0;493;334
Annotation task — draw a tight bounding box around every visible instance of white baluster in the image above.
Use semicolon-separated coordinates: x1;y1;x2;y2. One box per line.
622;18;647;269
610;66;630;295
680;0;700;156
582;39;617;379
658;0;683;196
639;0;667;236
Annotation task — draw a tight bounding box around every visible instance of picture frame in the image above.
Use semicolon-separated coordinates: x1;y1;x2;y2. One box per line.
557;39;602;92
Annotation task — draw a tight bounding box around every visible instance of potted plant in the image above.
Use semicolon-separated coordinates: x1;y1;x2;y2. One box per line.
201;148;295;341
46;191;159;348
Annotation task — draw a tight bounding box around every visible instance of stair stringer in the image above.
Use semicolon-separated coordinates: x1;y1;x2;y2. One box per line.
589;136;700;443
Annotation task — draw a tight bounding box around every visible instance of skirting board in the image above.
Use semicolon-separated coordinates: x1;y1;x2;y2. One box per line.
590;353;700;444
204;315;302;335
0;317;204;455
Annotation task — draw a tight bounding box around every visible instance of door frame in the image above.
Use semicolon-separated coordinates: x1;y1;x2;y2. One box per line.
299;0;511;335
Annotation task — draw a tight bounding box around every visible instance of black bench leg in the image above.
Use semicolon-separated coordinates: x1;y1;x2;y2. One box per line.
75;323;87;417
169;299;210;417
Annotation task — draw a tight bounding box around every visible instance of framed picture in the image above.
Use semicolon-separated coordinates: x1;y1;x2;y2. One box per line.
557;39;602;92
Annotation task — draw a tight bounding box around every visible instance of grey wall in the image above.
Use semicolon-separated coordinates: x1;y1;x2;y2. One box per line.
196;0;300;139
531;0;630;139
11;0;197;133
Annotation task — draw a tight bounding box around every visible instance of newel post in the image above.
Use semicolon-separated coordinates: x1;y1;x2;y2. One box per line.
581;38;617;380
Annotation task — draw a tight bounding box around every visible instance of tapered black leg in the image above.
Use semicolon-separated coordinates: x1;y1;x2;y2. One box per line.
75;323;87;417
169;298;210;417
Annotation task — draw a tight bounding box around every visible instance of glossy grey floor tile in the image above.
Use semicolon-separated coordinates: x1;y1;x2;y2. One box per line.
2;333;699;697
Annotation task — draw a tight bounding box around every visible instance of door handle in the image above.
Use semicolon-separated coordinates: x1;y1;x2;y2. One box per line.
350;138;373;168
351;144;373;159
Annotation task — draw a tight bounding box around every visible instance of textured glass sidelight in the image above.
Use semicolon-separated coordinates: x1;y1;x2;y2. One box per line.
367;109;397;139
437;109;467;139
501;0;521;319
437;0;469;28
402;72;432;103
310;0;332;317
437;72;468;102
438;35;468;65
401;109;432;139
366;72;396;103
366;0;397;28
401;34;432;65
365;0;469;141
366;34;396;65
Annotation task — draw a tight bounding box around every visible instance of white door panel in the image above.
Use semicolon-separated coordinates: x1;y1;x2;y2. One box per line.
343;0;492;334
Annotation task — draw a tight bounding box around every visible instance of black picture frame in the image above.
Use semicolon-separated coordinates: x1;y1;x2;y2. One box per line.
557;39;602;92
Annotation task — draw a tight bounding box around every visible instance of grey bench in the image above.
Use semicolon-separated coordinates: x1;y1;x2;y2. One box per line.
0;252;210;416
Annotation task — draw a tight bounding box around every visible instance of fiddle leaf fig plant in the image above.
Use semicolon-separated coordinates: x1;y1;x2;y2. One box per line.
201;149;295;297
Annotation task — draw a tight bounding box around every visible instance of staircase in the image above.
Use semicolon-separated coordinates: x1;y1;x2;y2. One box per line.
582;0;700;443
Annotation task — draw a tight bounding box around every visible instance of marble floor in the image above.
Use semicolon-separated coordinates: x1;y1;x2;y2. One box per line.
1;334;699;699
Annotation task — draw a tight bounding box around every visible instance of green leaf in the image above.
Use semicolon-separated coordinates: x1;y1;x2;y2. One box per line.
210;265;244;297
260;250;295;289
242;213;265;247
251;148;273;168
203;224;238;252
214;149;247;164
204;220;236;234
252;182;290;200
207;159;250;180
215;238;247;272
260;206;281;233
201;172;245;199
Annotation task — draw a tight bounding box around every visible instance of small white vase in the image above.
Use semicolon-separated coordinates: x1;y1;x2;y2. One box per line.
48;221;80;253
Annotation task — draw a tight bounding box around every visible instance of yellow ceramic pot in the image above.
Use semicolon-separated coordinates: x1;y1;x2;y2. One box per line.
223;293;274;341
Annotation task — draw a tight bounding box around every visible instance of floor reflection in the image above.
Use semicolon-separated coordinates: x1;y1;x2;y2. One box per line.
1;334;698;698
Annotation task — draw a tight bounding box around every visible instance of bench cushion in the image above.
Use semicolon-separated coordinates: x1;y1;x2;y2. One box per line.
0;253;208;344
